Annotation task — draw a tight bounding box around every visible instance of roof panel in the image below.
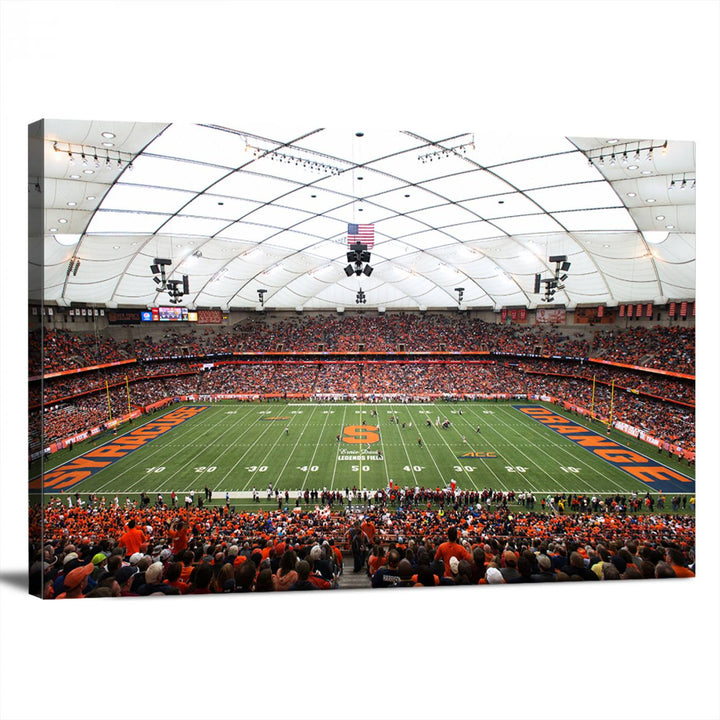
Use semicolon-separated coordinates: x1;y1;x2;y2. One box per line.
552;208;637;232
120;155;229;191
41;123;695;309
211;171;300;203
495;151;600;190
526;181;623;212
86;210;170;234
102;183;196;214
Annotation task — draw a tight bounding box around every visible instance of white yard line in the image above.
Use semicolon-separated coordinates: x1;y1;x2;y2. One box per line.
460;405;563;493
240;404;309;490
273;405;322;489
422;404;487;491
447;405;528;493
135;406;253;494
203;405;286;493
299;404;334;488
212;405;291;490
401;405;461;489
389;404;420;486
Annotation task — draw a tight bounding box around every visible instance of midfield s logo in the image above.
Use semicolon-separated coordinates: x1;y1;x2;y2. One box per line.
342;425;380;444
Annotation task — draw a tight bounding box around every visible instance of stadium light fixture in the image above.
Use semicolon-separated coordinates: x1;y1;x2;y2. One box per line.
586;139;668;167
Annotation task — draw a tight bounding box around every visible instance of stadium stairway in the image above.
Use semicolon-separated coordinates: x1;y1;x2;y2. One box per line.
337;557;372;590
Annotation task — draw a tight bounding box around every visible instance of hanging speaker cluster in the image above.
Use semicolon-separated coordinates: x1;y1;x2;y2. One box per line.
535;256;572;303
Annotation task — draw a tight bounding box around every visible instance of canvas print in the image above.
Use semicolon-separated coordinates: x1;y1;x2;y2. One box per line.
28;122;696;598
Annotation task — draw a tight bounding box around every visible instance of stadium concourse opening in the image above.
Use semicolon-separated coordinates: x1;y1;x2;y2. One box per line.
29;124;696;597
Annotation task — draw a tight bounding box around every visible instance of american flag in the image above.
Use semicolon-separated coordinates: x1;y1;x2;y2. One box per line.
347;223;375;248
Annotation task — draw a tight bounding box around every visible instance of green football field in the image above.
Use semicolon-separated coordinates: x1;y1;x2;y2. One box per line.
33;400;695;505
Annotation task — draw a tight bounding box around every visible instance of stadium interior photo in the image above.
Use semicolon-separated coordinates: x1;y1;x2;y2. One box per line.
28;121;698;598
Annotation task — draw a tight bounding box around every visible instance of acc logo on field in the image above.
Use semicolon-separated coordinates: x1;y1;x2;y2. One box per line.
457;451;498;459
342;425;380;444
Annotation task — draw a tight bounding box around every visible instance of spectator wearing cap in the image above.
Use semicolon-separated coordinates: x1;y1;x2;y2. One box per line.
499;551;521;583
91;553;108;583
115;565;139;596
139;562;178;596
485;567;505;585
52;552;80;596
56;563;94;599
118;519;147;559
530;555;557;582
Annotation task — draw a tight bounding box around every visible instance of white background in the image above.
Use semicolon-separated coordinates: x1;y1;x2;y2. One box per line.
1;3;719;719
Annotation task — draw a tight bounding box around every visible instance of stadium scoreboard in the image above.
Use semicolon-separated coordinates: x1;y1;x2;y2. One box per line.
141;307;198;322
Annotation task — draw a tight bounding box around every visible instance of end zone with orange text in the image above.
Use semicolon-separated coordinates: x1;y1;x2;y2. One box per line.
513;406;694;494
29;406;210;493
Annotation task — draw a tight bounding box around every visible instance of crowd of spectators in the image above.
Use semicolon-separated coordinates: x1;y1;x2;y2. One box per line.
32;318;695;376
29;495;696;598
31;361;200;407
517;359;695;405
30;329;133;375
522;374;695;453
591;326;694;374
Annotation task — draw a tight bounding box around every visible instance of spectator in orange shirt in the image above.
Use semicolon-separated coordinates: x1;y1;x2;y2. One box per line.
665;548;695;578
434;527;471;577
169;519;189;558
118;519;147;559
